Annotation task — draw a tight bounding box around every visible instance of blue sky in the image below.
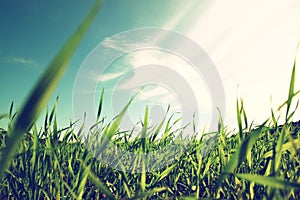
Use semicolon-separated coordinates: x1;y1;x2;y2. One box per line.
0;0;204;128
1;0;300;132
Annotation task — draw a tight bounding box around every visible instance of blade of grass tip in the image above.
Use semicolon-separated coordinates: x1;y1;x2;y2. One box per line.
106;92;138;138
285;64;296;121
96;95;136;155
151;105;169;142
96;88;105;122
277;45;299;115
241;99;248;130
236;99;243;143
44;107;49;131
160;113;176;144
0;0;104;177
234;173;300;190
217;120;268;189
49;96;59;125
9;101;14;119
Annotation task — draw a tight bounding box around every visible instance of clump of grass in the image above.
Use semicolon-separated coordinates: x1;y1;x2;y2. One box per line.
0;66;299;199
0;0;300;198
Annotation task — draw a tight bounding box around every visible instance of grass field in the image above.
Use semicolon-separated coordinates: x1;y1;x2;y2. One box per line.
0;85;300;199
0;0;299;199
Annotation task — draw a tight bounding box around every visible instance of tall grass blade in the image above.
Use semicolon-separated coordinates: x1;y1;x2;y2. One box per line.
141;106;149;152
278;64;300;122
95;97;135;156
236;99;243;143
8;101;14;119
0;0;104;177
96;88;105;122
140;107;149;194
82;162;115;199
241;100;248;130
263;137;300;158
274;126;285;174
155;163;177;183
285;64;296;121
217;121;268;189
151;105;169;142
235;173;300;190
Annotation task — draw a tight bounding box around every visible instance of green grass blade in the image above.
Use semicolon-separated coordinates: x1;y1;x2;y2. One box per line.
96;88;105;122
140;107;149;194
8;101;14;119
241;99;248;130
287;100;299;122
107;97;135;139
82;162;115;199
278;90;300;111
277;64;299;122
274;126;285;174
141;106;149;152
95;96;135;157
155;163;177;183
49;96;59;125
217;121;268;189
236;99;243;143
0;0;104;177
235;173;300;190
285;64;296;121
263;137;300;159
151;111;167;142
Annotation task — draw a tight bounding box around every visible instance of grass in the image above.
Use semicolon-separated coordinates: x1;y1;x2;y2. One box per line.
0;0;300;199
0;92;299;199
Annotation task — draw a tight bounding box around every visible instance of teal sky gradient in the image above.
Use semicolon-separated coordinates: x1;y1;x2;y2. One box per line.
1;0;300;130
0;0;204;128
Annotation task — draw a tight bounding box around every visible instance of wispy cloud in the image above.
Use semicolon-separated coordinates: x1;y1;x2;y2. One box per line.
137;87;170;101
0;56;40;69
99;71;126;82
11;57;35;65
135;87;181;112
102;37;139;53
102;34;155;53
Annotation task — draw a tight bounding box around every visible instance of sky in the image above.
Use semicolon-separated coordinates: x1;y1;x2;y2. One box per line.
0;0;300;133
